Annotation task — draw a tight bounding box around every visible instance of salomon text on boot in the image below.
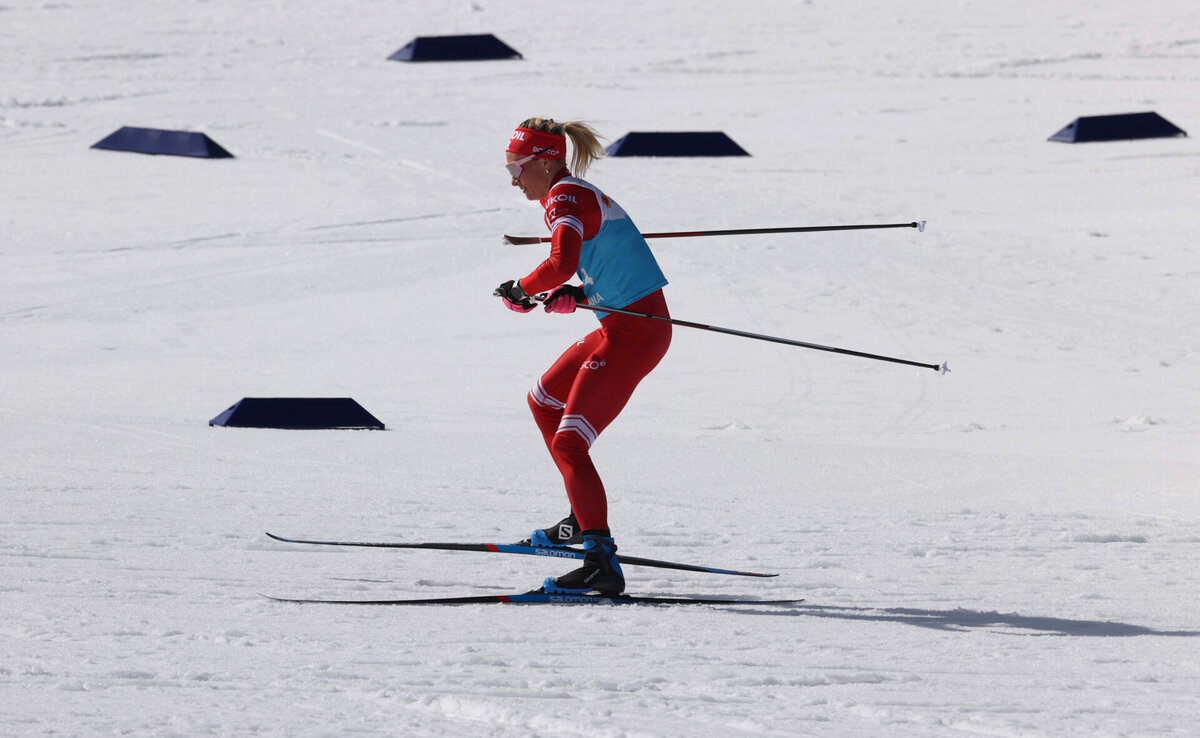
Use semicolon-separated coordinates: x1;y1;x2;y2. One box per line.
520;511;582;547
541;531;625;596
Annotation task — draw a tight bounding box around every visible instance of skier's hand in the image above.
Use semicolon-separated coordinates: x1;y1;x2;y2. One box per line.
543;284;586;314
494;280;535;313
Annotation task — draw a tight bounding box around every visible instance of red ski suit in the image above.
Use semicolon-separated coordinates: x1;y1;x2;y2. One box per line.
520;170;671;533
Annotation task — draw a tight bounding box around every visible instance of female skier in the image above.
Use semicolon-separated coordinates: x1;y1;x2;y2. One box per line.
494;118;671;596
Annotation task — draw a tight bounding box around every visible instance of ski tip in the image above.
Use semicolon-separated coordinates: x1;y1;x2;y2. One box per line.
502;234;516;245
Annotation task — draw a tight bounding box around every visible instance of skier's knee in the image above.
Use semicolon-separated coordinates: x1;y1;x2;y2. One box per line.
550;427;592;463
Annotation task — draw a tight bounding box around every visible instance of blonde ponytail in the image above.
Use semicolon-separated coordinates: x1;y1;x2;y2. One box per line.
517;117;606;176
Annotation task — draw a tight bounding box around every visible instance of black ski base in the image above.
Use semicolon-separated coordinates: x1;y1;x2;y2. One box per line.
263;590;802;607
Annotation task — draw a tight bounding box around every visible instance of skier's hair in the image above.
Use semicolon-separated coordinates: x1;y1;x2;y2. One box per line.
519;117;605;176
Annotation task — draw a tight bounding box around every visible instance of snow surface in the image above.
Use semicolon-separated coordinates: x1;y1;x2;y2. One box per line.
3;0;1199;735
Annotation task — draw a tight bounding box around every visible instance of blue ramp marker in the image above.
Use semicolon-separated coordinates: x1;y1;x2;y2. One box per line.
91;126;234;158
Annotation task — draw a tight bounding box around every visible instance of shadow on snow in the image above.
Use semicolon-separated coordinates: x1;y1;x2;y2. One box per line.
767;604;1200;637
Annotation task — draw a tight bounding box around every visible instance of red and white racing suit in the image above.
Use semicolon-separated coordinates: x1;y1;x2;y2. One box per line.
519;169;671;532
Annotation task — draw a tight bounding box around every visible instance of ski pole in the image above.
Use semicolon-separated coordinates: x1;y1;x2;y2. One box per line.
543;297;948;374
504;221;926;245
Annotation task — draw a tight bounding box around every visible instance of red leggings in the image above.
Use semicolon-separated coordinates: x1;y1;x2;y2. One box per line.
527;290;671;532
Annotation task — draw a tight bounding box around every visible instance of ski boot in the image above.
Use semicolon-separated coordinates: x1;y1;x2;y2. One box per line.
520;512;582;547
541;531;625;596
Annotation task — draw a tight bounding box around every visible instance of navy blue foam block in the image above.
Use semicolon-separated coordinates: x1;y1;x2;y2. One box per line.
388;34;521;62
210;398;385;430
1048;112;1186;143
605;131;750;157
91;127;234;158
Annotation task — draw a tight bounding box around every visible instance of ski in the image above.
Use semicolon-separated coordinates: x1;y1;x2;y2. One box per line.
263;590;802;607
265;532;777;578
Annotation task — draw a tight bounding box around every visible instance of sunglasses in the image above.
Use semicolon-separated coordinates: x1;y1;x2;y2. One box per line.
506;147;553;179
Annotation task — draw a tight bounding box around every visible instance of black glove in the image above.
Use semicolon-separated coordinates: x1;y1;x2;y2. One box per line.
494;279;535;313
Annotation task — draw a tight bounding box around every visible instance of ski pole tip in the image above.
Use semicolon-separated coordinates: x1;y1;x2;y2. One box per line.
937;361;950;375
917;220;927;233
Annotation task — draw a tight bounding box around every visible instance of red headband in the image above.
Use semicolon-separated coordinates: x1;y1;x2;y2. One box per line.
507;127;566;159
